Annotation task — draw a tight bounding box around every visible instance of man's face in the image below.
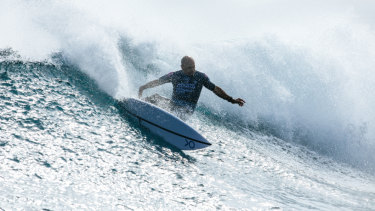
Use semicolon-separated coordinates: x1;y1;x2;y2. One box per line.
181;59;195;76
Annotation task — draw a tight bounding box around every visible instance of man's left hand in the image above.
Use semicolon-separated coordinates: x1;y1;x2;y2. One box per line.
233;98;246;106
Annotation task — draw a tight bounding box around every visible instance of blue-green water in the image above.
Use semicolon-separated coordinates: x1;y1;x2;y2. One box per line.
1;0;375;209
0;52;374;210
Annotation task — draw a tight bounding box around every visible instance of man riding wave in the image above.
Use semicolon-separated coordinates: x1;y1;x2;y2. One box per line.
138;56;245;118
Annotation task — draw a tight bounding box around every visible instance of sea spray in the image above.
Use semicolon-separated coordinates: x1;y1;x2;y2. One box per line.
1;0;374;172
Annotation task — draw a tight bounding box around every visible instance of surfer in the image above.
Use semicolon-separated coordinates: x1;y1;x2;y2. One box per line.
138;56;245;116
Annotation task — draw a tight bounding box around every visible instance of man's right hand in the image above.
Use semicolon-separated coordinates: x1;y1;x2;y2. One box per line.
138;79;164;99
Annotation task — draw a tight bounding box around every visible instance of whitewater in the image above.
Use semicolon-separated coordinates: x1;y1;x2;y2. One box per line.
1;0;374;210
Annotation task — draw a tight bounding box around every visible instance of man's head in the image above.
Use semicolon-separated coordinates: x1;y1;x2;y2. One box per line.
181;56;195;76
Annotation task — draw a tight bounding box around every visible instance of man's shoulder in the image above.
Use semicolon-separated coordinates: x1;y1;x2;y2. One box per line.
161;70;181;77
194;71;210;79
168;70;183;76
175;70;184;75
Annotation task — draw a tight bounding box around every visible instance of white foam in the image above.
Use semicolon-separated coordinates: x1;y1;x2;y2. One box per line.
1;0;374;170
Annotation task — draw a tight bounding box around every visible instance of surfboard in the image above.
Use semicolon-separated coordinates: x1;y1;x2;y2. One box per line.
117;98;211;150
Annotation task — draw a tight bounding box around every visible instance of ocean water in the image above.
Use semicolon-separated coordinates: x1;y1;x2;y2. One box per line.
1;0;375;210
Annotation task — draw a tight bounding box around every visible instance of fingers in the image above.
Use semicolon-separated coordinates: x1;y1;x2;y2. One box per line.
237;98;246;103
235;98;246;106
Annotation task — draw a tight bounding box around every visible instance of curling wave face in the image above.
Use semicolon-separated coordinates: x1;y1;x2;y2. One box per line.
1;0;375;209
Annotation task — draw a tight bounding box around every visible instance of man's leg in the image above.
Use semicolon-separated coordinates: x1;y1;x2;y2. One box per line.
144;94;171;110
170;105;194;121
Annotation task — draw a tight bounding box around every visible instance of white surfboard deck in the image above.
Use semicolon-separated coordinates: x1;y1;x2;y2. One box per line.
118;98;211;150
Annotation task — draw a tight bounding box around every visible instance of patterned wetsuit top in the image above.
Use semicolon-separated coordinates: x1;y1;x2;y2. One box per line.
159;70;216;111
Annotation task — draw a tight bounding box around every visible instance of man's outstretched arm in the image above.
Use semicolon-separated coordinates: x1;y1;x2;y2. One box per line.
213;86;246;106
138;79;165;98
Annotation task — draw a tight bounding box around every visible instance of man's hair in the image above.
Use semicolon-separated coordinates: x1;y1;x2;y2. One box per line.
181;56;194;65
